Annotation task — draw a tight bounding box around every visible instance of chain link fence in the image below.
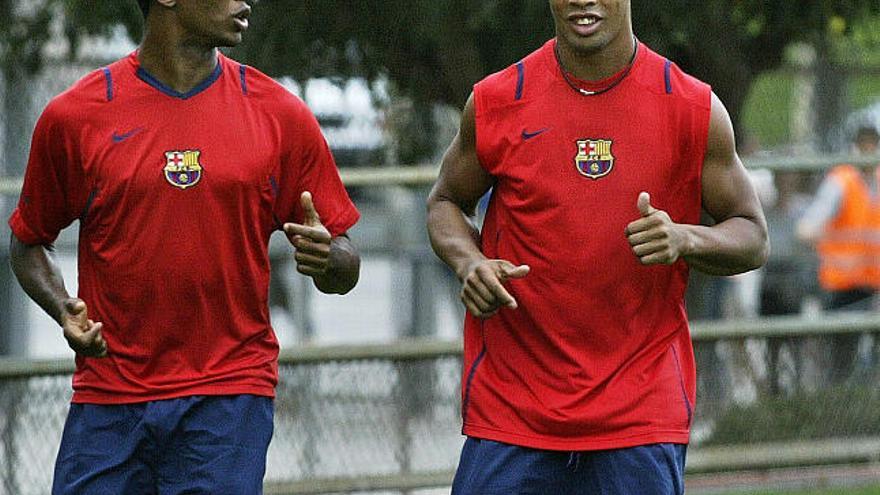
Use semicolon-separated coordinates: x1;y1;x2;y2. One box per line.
3;316;880;494
0;344;464;495
1;11;880;495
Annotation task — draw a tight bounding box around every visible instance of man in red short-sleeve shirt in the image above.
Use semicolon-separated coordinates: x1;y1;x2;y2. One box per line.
427;0;769;493
9;0;360;492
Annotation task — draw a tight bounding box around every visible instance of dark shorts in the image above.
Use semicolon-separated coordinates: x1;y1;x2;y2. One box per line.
452;437;686;495
52;394;274;495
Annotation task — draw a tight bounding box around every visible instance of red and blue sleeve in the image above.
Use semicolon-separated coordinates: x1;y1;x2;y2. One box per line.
275;102;359;237
8;103;86;245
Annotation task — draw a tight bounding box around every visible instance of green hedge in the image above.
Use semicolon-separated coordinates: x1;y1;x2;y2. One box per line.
720;486;880;495
705;385;880;446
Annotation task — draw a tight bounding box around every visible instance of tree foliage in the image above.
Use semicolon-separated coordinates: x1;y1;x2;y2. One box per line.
833;14;880;66
3;0;879;128
632;0;880;132
231;0;879;127
61;0;143;60
0;1;142;75
232;0;552;108
0;1;55;75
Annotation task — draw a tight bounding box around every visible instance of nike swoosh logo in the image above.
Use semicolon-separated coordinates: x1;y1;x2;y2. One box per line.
112;128;143;143
522;128;549;140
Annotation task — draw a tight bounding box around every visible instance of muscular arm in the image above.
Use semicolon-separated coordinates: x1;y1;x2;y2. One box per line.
426;94;493;279
427;93;529;318
626;93;769;276
9;233;68;325
684;93;769;274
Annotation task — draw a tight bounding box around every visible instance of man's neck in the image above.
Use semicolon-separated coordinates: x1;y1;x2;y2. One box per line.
138;23;218;94
556;32;636;81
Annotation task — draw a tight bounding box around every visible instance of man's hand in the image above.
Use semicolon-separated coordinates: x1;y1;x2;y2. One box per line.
283;191;332;278
625;192;690;265
459;259;530;318
62;298;107;357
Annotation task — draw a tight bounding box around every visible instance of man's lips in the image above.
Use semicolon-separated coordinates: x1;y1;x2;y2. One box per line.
233;6;251;31
568;13;602;36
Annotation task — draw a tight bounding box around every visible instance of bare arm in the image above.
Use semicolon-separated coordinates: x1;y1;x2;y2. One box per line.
686;93;770;273
626;92;769;276
9;233;68;324
426;94;491;278
9;233;107;356
283;192;360;295
427;93;529;318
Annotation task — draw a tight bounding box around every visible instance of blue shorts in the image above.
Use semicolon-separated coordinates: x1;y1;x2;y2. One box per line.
52;394;274;495
452;437;686;495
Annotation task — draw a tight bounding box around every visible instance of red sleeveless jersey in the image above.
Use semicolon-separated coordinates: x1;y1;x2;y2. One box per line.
465;39;711;450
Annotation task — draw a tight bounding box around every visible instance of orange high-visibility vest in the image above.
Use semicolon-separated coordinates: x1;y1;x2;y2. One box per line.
817;165;880;291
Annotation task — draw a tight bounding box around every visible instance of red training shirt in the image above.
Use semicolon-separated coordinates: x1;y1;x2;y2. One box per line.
9;52;360;404
464;39;711;450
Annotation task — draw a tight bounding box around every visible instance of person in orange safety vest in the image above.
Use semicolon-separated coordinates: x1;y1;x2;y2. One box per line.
798;124;880;383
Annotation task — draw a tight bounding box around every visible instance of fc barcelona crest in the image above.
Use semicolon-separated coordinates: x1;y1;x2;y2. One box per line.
575;139;614;179
164;150;203;189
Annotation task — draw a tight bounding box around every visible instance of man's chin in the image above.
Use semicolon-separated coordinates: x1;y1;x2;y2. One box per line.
216;33;243;48
563;35;608;57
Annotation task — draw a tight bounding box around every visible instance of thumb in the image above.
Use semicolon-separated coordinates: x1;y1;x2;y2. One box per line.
637;191;656;217
501;264;531;280
300;191;321;226
83;321;103;338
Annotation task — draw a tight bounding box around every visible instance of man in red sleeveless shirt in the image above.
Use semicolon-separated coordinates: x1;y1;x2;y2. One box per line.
427;0;768;493
9;0;360;492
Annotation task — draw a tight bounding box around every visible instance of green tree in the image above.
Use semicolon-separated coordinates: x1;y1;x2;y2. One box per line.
232;1;879;133
833;14;880;66
631;1;879;143
3;0;879;148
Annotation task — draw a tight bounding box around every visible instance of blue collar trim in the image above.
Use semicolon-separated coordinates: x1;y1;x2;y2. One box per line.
136;61;223;100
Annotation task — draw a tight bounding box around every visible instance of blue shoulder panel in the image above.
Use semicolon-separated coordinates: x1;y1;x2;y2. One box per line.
102;67;113;102
664;59;673;95
239;64;248;96
515;61;525;101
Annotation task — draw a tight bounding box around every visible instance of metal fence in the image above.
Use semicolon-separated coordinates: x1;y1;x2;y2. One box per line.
2;314;880;494
4;153;880;195
3;155;880;493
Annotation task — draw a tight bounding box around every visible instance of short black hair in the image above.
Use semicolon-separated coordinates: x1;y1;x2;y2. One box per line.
137;0;150;18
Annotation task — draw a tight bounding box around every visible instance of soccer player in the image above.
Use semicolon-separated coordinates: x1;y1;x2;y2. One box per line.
8;0;360;493
426;0;768;493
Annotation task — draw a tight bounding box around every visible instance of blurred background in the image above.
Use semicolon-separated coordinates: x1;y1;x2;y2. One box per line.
1;1;880;494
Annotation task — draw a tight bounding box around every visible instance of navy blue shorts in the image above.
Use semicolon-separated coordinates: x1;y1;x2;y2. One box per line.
452;437;686;495
52;394;274;495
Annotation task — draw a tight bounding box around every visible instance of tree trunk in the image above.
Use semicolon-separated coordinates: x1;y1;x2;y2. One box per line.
813;39;848;153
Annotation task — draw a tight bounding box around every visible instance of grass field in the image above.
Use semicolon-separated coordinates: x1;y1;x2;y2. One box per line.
741;69;880;148
721;486;880;495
